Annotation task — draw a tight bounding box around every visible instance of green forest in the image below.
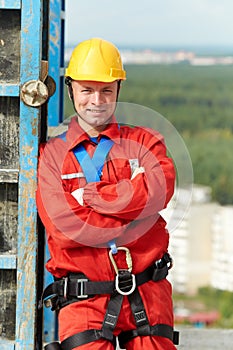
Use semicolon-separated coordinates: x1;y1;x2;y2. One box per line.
64;64;233;205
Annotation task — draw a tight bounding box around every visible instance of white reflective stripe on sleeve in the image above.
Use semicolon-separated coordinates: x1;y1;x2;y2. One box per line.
61;172;85;180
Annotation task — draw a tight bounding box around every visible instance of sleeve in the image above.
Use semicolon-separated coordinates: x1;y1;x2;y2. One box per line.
36;138;129;250
83;129;175;220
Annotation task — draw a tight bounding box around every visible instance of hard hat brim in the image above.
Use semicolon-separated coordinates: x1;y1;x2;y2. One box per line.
65;70;126;83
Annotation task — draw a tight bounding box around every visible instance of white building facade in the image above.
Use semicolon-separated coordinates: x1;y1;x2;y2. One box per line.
163;185;233;294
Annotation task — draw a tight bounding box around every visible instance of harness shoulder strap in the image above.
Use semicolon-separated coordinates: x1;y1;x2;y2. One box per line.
73;137;114;182
72;136;117;252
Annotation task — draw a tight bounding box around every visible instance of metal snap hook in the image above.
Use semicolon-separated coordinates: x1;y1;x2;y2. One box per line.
109;246;133;274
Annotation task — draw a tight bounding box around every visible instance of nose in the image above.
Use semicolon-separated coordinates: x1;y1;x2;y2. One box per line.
91;91;103;105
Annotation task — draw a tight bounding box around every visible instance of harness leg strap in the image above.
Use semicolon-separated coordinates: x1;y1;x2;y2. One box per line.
59;293;123;349
101;292;124;341
128;287;150;329
118;324;179;348
118;287;179;348
60;329;116;350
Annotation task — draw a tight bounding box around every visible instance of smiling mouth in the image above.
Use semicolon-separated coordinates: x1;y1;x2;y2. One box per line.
86;108;106;113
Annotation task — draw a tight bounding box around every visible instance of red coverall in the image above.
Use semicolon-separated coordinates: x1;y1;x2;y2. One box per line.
36;116;177;350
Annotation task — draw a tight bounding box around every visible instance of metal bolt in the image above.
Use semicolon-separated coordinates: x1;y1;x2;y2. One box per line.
20;80;49;107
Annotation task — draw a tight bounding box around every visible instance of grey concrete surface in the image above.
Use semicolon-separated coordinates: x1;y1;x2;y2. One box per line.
177;328;233;350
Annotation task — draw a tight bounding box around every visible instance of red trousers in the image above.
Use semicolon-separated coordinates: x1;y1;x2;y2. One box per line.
58;279;177;350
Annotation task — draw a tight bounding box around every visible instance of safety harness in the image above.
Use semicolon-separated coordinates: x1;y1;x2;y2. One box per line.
41;133;179;349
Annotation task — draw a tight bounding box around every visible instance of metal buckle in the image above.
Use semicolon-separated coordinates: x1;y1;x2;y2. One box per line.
115;271;136;296
63;277;68;299
43;294;58;310
44;297;54;308
155;253;173;270
76;278;88;298
167;255;173;270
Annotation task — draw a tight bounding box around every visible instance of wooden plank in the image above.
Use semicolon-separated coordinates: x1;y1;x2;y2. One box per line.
0;183;18;254
0;270;16;340
0;97;19;170
0;10;20;83
0;170;18;183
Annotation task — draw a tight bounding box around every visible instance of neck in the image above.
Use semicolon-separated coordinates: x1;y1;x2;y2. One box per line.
76;115;113;137
79;121;105;137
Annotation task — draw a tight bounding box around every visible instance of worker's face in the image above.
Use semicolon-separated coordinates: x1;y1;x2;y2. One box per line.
71;80;118;135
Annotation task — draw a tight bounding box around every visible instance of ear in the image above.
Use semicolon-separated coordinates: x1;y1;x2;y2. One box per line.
68;85;73;100
116;80;121;100
65;77;73;100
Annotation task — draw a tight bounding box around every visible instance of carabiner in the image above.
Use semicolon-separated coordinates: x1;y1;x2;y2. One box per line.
109;246;133;274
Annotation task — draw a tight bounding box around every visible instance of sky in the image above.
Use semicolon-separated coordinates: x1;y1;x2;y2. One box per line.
65;0;233;49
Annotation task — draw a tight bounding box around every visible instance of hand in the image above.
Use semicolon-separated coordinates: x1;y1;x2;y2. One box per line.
71;188;84;206
131;167;145;180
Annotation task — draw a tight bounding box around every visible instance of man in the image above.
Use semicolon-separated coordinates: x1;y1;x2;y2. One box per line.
37;38;178;350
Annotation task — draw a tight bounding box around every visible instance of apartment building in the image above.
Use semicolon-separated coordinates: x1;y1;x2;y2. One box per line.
211;205;233;291
162;185;233;294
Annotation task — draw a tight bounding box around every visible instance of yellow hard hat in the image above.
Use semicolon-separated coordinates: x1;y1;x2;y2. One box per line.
65;38;126;82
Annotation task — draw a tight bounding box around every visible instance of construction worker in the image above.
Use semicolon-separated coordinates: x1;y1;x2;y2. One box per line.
37;38;178;350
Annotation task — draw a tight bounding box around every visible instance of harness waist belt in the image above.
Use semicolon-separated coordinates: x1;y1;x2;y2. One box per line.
40;254;171;309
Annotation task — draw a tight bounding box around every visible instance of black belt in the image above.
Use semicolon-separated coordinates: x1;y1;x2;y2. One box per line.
39;253;172;310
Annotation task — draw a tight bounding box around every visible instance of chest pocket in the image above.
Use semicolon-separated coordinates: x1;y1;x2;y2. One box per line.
104;158;139;182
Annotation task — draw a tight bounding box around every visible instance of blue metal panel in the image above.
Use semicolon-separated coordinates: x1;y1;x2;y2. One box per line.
0;341;15;350
0;255;17;269
0;0;20;8
43;1;66;342
43;244;58;343
15;0;42;349
48;0;65;126
0;0;64;348
0;84;19;96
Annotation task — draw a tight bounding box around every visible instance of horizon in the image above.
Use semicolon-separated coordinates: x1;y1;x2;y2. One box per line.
65;43;233;56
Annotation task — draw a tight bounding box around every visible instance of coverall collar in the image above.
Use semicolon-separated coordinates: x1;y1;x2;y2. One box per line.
66;115;121;150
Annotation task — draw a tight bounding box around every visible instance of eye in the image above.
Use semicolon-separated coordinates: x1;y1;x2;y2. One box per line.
81;88;92;94
103;89;113;94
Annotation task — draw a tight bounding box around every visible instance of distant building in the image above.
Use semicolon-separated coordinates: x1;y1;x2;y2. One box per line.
65;47;233;66
162;185;230;295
